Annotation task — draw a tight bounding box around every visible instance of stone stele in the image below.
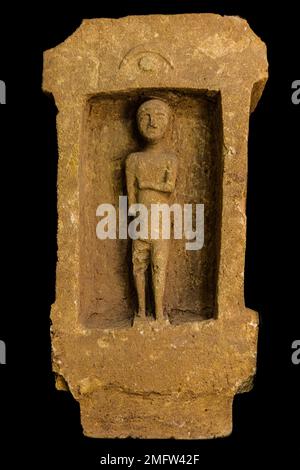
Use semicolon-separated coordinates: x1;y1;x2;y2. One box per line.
43;14;268;438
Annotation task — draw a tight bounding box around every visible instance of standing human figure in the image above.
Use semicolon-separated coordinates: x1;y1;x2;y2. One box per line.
126;99;178;322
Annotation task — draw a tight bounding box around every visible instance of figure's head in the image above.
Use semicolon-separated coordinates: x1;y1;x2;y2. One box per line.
137;99;171;143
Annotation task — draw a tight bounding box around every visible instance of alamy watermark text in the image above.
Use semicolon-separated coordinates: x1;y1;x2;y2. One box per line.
96;196;204;251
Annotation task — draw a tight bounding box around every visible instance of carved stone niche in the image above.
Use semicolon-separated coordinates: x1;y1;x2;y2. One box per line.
43;14;268;438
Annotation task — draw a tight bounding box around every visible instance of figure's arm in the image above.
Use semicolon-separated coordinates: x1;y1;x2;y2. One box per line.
140;180;173;193
126;156;137;212
163;156;178;191
139;156;178;193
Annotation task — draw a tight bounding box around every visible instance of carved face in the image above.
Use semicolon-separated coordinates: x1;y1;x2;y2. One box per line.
137;99;171;143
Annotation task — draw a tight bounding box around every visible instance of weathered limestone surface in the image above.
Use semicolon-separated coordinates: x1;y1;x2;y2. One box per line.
43;14;268;438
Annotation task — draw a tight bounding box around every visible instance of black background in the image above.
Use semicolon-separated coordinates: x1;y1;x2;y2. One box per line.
0;1;299;466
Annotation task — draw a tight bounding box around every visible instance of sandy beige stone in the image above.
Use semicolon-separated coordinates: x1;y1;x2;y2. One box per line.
43;13;268;438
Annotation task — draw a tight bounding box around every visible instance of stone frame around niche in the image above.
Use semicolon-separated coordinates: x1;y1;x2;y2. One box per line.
43;14;268;438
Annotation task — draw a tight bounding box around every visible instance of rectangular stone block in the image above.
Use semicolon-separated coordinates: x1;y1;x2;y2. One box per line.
43;13;268;438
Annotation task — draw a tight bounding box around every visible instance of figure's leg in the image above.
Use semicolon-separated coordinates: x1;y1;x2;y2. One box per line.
134;272;146;317
151;240;170;322
132;240;150;318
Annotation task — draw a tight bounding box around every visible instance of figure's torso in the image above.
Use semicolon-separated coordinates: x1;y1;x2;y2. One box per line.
135;150;177;206
126;149;178;240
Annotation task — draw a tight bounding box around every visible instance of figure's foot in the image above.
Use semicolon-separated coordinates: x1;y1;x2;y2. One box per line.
155;312;169;324
135;310;147;321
